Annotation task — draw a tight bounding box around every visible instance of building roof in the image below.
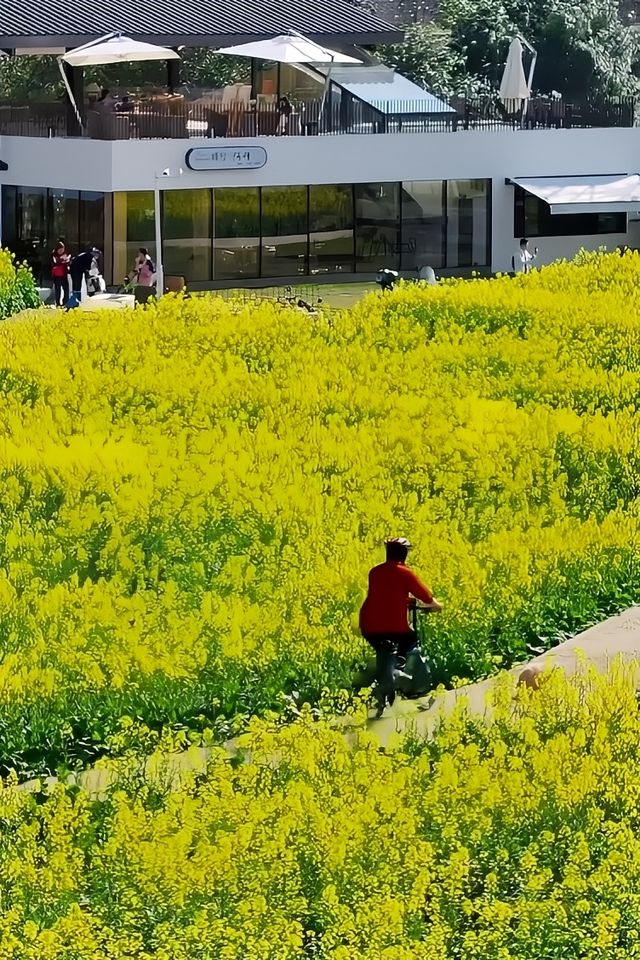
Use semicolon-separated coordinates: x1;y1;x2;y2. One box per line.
0;0;402;50
319;64;455;115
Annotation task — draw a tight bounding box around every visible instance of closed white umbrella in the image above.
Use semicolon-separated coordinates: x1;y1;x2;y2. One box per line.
499;37;530;108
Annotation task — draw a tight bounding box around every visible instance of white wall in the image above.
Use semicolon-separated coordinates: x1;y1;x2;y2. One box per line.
3;127;640;272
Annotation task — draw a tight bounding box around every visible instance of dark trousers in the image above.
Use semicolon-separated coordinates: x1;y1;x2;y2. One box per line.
365;631;417;709
70;269;84;298
53;276;69;306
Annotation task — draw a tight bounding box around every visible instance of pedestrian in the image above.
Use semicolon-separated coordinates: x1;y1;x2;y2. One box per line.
67;246;101;309
277;96;293;135
512;237;538;274
97;88;117;113
131;248;155;287
50;239;70;307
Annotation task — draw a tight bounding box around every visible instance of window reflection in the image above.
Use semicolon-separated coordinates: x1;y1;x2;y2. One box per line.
401;181;444;270
446;180;491;268
309;185;354;274
354;183;399;272
113;191;155;283
214;187;259;281
261;186;307;277
48;190;80;253
164;189;212;281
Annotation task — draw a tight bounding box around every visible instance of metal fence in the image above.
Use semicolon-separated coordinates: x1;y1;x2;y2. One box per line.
0;95;637;140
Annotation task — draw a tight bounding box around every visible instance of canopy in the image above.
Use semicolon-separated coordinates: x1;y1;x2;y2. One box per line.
62;34;180;66
215;32;360;64
511;174;640;214
499;37;530;106
316;64;456;115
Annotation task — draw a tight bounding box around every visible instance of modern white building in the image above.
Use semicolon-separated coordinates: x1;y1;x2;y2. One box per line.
1;0;640;288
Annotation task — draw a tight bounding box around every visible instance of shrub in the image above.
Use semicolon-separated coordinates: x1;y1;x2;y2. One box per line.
0;248;41;320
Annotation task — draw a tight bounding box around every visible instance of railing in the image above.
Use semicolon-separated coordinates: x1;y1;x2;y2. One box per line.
0;96;637;140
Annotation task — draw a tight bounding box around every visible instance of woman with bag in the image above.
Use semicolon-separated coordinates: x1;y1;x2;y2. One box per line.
132;248;156;287
51;240;70;307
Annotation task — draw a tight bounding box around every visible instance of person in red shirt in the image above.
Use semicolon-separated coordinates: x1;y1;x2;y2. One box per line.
360;537;442;716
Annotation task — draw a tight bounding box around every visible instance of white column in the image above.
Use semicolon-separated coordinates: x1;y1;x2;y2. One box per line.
154;180;164;297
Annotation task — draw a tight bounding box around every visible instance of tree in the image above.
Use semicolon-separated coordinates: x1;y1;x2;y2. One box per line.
0;50;247;101
438;0;640;97
383;23;487;94
382;0;640;97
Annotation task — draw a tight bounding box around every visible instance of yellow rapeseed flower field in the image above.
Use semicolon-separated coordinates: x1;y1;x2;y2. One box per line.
0;668;639;958
0;251;637;775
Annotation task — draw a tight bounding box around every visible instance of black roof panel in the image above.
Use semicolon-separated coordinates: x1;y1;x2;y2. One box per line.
1;0;402;48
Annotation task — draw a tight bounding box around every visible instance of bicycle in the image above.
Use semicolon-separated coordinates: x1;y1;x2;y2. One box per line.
372;601;438;718
117;275;137;295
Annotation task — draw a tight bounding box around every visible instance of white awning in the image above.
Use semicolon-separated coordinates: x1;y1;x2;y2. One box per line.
510;174;640;214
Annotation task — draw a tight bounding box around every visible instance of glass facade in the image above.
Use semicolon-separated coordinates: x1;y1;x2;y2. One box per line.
261;186;308;277
213;187;260;281
401;181;445;270
309;185;354;274
2;180;492;286
354;182;400;272
113;191;155;282
164;189;212;281
1;186;106;284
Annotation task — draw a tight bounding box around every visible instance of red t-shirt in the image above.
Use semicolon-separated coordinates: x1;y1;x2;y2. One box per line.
359;561;433;636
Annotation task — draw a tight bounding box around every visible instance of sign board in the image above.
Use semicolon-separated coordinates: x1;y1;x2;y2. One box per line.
185;146;267;171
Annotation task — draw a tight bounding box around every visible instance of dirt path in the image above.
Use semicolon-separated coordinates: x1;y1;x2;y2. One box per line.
18;606;640;797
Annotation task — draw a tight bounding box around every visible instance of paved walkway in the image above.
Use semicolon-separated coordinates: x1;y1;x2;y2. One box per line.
17;606;640;797
369;605;640;747
77;292;134;310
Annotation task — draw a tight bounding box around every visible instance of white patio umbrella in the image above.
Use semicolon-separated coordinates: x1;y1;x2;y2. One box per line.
216;31;360;118
215;32;360;66
58;33;180;126
499;36;537;120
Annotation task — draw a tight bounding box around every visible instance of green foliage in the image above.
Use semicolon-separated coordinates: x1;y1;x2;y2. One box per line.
0;49;247;100
0;249;41;319
1;669;640;958
384;23;486;96
0;253;636;779
382;0;640;97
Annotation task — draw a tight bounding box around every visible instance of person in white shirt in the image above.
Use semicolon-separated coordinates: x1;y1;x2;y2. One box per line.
512;237;538;274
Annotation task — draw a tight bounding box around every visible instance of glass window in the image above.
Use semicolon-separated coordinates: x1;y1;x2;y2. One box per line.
15;187;47;283
446;180;491;268
354;182;400;272
163;189;212;282
309;185;354;275
214;187;260;281
255;61;278;97
79;192;105;254
513;187;626;237
280;63;323;104
113;191;156;282
401;181;445;270
48;190;79;253
1;186;17;249
261;186;308;278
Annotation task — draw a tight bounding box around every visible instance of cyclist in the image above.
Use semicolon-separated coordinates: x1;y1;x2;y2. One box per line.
360;537;442;717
